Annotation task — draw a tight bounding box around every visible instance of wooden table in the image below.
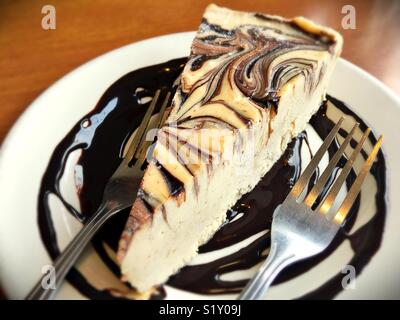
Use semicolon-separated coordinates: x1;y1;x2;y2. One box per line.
0;0;399;299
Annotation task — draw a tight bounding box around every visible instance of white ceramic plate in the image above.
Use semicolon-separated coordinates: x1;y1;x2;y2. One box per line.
1;32;400;300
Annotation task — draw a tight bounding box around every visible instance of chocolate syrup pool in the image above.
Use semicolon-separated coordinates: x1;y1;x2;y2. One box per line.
37;58;386;300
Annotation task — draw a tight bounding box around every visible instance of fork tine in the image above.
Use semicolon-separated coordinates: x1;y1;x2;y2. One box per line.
318;128;371;216
333;135;383;224
123;89;161;163
157;91;171;129
290;117;345;199
136;91;172;165
159;92;173;128
304;122;359;207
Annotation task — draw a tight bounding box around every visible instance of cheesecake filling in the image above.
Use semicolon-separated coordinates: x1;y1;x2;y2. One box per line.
118;4;343;293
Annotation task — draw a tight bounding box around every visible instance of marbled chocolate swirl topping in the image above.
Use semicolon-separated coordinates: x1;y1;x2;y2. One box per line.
190;19;330;109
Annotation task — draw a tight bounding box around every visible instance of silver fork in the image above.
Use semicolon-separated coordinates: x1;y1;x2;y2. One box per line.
239;117;383;300
26;89;171;300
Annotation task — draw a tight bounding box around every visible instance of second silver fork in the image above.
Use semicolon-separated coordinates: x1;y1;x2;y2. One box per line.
239;117;383;300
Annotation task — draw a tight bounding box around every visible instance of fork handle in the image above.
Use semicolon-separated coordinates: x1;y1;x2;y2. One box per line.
238;241;295;300
25;202;114;300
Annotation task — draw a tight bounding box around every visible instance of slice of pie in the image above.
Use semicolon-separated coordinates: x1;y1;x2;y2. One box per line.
117;4;343;293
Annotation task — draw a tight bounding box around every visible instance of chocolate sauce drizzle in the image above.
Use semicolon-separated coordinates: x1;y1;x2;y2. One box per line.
37;58;386;300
